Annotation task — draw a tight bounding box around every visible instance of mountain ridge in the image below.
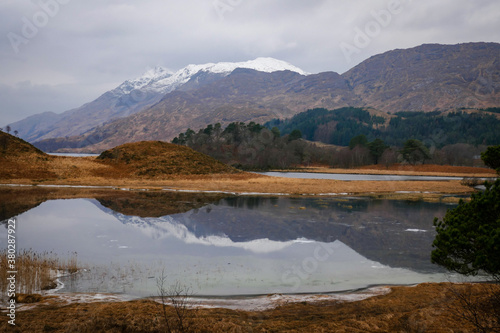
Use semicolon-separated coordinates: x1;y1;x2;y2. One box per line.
9;42;500;152
9;57;307;143
343;42;500;111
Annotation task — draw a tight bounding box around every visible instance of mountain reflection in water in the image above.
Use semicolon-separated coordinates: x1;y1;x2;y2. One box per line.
1;190;460;297
97;196;452;272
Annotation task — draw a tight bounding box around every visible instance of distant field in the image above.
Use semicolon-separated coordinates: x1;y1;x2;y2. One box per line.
294;164;497;178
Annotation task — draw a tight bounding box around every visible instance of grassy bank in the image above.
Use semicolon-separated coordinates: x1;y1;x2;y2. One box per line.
1;283;499;332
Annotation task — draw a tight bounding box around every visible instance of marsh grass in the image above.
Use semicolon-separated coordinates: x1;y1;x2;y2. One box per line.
0;249;78;295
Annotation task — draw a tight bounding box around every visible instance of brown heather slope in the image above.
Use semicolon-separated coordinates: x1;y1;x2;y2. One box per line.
343;42;500;112
0;138;239;184
0;131;46;157
0;131;56;180
96;141;238;177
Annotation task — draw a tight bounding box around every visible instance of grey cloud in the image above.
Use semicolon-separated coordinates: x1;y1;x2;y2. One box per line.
0;0;499;125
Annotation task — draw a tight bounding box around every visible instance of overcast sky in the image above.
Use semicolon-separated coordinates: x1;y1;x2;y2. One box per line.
1;0;499;126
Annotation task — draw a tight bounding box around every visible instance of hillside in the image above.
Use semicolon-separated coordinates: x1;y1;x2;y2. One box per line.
267;107;500;147
8;67;173;143
0;131;47;158
9;58;306;143
97;141;238;177
21;42;500;152
34;69;359;152
0;132;238;182
0;131;56;180
344;43;500;111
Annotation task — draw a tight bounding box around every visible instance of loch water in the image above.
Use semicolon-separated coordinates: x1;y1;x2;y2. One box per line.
0;190;467;298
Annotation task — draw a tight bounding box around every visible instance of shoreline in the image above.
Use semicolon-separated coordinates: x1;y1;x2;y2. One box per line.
9;285;394;313
2;154;495;198
3;282;499;332
0;180;475;203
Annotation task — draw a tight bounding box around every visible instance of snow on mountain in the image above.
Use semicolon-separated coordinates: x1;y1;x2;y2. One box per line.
113;66;173;95
114;57;308;97
177;57;308;77
155;57;308;92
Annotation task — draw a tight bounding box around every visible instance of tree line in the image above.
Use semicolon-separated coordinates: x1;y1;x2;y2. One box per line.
172;120;492;170
172;122;316;169
266;107;500;147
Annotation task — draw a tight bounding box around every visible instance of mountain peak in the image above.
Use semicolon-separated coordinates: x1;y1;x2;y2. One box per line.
115;66;173;95
147;57;308;94
183;57;309;76
113;57;307;97
140;66;173;80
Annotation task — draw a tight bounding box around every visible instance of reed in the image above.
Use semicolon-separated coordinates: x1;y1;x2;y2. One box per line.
0;249;78;295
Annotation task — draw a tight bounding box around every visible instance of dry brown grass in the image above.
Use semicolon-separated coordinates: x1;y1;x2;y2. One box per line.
295;164;497;177
2;283;499;332
0;136;484;197
0;250;77;296
159;175;474;196
1;163;475;197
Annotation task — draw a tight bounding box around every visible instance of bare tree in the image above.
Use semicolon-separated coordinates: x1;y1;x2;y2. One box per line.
156;270;196;333
13;130;18;137
446;283;500;333
379;148;399;169
5;125;11;134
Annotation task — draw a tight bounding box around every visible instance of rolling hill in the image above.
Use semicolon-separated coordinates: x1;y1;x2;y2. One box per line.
0;131;55;180
97;141;238;177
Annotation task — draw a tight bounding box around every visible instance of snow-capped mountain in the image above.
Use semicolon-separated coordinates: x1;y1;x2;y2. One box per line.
114;66;173;95
115;57;308;97
11;57;307;142
153;57;308;91
18;42;500;150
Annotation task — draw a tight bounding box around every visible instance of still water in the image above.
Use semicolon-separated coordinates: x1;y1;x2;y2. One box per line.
47;153;100;157
1;193;465;297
